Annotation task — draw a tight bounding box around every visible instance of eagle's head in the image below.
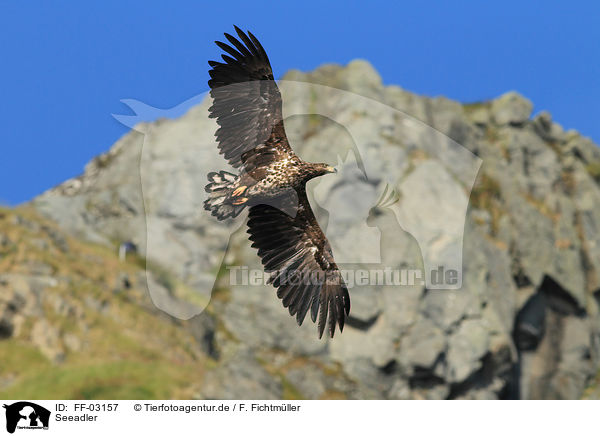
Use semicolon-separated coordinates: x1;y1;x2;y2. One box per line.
312;163;337;177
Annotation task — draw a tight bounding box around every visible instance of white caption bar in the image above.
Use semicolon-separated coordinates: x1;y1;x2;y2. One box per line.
0;400;594;435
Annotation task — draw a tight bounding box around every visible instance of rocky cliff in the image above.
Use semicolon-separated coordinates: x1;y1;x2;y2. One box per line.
25;60;600;399
0;206;215;399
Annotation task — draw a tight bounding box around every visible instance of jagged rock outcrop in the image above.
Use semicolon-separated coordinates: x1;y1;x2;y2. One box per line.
31;60;600;399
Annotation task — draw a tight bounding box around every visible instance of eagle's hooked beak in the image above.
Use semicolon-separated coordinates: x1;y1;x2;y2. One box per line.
326;166;337;174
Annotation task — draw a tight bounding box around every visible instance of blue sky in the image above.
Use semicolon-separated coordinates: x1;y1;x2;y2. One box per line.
1;1;598;205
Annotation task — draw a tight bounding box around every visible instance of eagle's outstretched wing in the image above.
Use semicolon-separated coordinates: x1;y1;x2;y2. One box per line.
247;187;351;338
208;26;293;171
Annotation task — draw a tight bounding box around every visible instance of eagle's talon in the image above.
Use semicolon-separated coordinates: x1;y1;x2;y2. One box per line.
232;186;247;197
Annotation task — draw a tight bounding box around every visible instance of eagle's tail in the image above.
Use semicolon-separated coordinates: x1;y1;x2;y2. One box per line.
204;171;246;220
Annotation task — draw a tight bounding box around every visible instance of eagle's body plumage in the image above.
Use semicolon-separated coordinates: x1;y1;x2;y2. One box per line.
204;26;350;338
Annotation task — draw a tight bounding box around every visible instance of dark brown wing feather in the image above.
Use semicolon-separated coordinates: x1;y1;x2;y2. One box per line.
247;188;351;338
208;26;293;171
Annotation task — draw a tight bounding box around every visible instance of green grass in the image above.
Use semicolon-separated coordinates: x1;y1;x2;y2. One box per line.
0;349;193;400
0;318;204;400
586;161;600;184
0;206;208;400
469;173;503;236
462;101;487;113
470;174;501;209
280;375;304;400
0;341;49;376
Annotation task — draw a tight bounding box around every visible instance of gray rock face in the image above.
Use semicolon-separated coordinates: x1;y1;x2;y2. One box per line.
0;273;63;360
491;91;533;125
200;347;283;400
31;319;65;363
32;60;600;399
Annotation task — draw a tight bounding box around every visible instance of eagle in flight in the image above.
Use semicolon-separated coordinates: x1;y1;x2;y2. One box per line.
204;26;350;338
